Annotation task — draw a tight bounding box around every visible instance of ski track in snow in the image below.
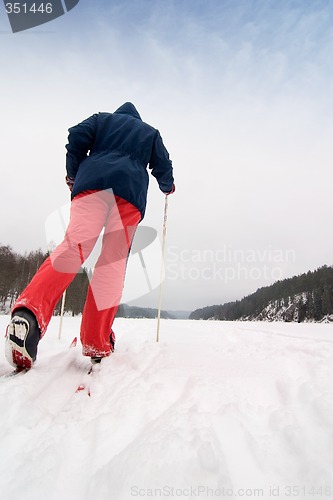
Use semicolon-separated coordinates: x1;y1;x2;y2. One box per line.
0;316;332;500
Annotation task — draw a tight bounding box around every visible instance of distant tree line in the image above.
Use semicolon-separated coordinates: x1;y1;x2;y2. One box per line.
117;304;173;319
0;244;90;316
190;265;333;322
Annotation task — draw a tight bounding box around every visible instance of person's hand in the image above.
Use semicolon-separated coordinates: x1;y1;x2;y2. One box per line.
164;183;176;195
65;175;75;192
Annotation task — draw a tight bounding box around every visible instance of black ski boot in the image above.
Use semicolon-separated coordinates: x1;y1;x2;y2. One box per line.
5;308;41;369
90;329;115;365
90;357;102;364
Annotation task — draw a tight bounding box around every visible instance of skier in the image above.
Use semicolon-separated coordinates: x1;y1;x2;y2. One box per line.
5;102;175;369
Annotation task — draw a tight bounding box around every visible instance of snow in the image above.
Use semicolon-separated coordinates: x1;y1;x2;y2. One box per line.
0;316;332;500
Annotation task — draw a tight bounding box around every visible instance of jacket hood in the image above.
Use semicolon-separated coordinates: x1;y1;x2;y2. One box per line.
114;102;142;120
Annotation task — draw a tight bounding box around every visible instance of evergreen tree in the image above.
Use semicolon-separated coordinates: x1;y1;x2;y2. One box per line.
0;245;16;306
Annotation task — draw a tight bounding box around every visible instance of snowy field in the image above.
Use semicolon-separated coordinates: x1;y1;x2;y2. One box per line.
0;316;332;500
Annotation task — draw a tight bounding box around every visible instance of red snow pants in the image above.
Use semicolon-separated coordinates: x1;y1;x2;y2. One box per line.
13;190;141;357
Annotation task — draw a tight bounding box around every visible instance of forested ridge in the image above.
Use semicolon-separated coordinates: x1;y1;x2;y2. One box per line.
190;265;333;322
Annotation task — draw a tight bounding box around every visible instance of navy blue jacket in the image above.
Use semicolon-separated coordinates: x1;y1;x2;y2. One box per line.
65;102;174;219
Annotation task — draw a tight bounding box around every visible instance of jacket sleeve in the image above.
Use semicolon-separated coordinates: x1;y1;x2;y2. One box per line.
65;114;98;179
149;131;174;193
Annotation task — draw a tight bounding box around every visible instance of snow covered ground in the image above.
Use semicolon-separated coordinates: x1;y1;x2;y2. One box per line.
0;316;332;500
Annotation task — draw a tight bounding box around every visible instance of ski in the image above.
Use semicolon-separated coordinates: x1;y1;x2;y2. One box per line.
76;381;91;396
68;337;78;349
75;362;101;396
0;366;29;380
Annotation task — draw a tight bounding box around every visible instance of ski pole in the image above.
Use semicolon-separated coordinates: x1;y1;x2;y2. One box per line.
156;194;169;342
58;289;67;340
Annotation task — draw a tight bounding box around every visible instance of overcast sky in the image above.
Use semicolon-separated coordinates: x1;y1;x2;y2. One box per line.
1;0;333;311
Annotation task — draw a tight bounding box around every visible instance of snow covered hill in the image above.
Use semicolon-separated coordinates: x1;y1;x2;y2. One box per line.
250;293;333;323
0;316;332;500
